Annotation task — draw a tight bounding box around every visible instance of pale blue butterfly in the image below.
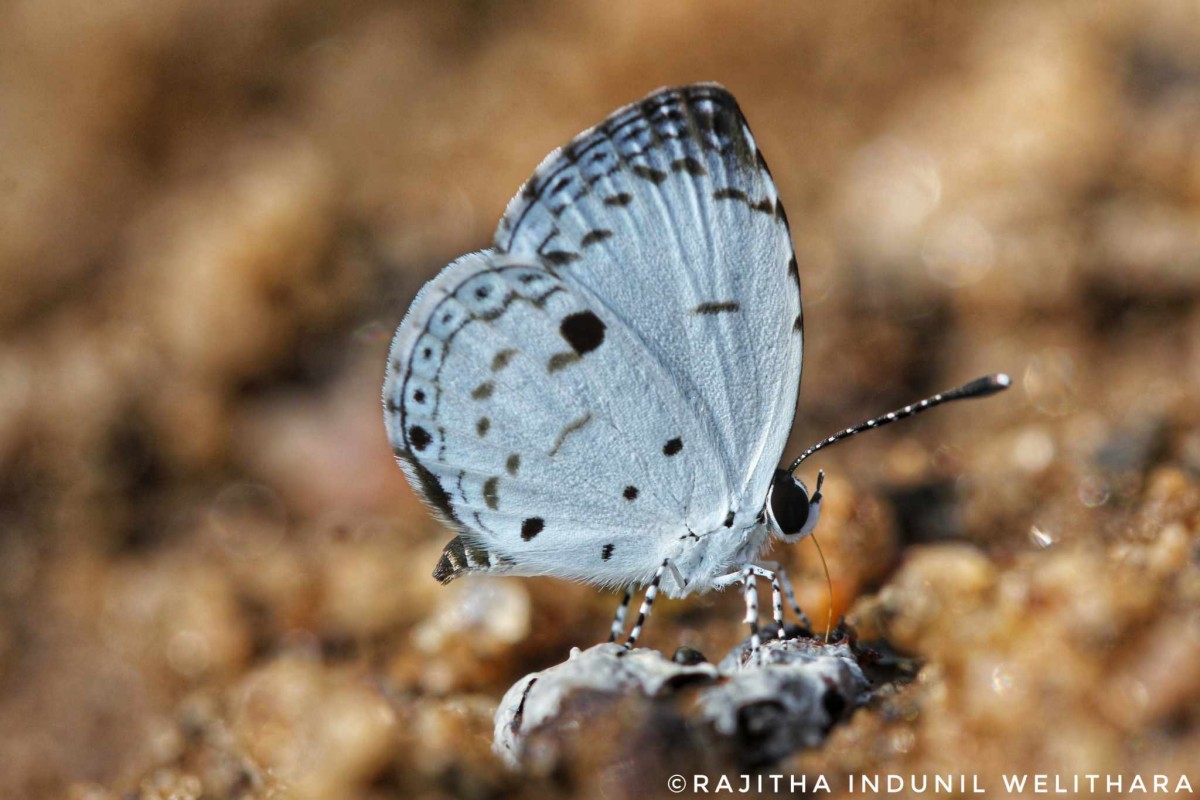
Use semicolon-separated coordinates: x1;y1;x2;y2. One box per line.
383;84;1009;649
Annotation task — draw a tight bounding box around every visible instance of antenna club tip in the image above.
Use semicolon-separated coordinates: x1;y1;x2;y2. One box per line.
787;370;1012;474
959;373;1012;398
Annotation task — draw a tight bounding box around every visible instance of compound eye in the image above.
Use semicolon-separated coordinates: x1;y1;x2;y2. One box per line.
769;470;811;537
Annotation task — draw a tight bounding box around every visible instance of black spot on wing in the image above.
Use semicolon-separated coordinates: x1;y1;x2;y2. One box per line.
560;311;606;354
670;156;707;176
602;543;614;561
543;250;581;266
603;192;633;207
409;426;432;451
506;453;520;476
623;485;639;501
521;517;544;541
580;229;613;247
713;187;748;202
492;349;518;371
713;186;776;215
547;352;580;373
476;417;491;437
472;381;494;400
631;165;667;184
483;476;500;510
750;198;775;214
692;301;740;315
724;510;735;528
663;437;683;456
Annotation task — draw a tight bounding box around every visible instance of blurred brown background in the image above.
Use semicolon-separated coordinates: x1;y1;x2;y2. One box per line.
2;1;1199;798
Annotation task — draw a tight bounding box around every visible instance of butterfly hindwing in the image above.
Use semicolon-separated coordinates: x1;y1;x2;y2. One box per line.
385;252;716;587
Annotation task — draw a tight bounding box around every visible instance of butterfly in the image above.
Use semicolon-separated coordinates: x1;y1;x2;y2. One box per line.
383;83;1009;650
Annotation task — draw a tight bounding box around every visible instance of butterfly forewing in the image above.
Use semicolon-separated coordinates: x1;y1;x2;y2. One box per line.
497;84;802;529
385;84;803;590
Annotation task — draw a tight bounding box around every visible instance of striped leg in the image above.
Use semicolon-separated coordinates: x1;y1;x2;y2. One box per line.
776;566;812;630
739;564;789;644
623;559;669;650
742;565;761;650
608;587;634;643
767;569;786;640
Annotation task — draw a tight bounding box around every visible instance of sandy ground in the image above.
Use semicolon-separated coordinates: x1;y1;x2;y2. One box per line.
1;2;1199;798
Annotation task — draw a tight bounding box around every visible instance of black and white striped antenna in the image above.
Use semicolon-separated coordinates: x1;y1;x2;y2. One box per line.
787;373;1011;475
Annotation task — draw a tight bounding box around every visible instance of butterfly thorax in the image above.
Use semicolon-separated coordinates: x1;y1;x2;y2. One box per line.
658;519;773;598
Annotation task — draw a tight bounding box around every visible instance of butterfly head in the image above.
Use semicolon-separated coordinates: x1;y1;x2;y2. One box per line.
765;468;823;543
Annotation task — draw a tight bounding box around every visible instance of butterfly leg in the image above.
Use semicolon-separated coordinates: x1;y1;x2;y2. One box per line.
740;564;787;640
767;569;786;640
775;566;813;630
608;587;634;643
741;565;761;650
755;560;812;632
623;559;669;650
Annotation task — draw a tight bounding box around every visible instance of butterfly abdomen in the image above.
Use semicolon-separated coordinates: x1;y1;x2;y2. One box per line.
433;535;514;584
